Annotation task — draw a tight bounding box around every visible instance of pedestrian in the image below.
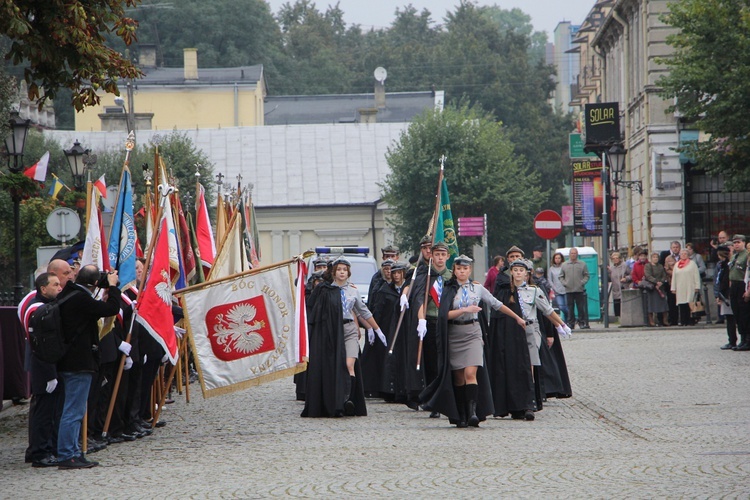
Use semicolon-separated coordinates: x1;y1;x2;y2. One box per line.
301;257;385;417
531;246;547;274
559;248;590;329
21;273;63;468
643;252;669;326
56;265;121;469
510;259;570;415
685;242;707;280
727;235;750;350
419;255;526;427
547;252;568;321
664;241;682;326
483;255;503;292
608;252;631;318
714;245;737;349
670;249;701;326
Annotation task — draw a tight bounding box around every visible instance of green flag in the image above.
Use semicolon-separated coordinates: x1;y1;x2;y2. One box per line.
435;178;459;268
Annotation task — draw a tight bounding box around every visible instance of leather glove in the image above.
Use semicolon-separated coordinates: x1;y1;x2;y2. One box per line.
174;326;185;340
399;294;409;311
118;341;132;356
417;319;427;340
367;328;375;345
375;327;387;346
124;356;133;371
45;379;58;394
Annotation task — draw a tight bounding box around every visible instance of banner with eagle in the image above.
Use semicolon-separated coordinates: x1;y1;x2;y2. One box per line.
178;259;307;398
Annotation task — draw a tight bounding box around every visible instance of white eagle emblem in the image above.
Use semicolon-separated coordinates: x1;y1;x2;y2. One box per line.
212;303;266;354
155;270;172;306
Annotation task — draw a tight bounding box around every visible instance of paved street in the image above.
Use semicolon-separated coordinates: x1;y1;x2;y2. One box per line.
1;324;748;498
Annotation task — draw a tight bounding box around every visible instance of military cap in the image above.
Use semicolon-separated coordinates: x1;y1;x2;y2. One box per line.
534;267;545;274
382;245;400;255
331;256;351;267
431;241;449;252
312;257;328;267
732;234;746;242
390;261;409;272
453;254;473;266
717;244;730;253
505;245;525;257
381;258;396;268
509;259;532;271
420;235;432;247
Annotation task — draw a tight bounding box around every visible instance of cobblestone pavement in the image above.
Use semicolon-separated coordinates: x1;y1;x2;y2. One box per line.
1;325;748;498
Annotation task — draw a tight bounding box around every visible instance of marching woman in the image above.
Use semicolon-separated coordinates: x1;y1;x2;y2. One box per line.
509;259;570;416
302;257;386;418
420;255;526;428
361;259;395;398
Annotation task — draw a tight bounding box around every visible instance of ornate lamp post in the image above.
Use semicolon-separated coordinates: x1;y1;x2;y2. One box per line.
4;111;31;304
63;139;90;191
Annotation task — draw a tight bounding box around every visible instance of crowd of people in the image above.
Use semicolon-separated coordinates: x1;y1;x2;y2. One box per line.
17;258;178;469
299;241;573;426
600;232;750;352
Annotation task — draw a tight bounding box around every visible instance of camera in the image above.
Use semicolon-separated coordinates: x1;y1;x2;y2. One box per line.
97;271;118;288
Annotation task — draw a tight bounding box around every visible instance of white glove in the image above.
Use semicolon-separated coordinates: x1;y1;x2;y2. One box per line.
45;379;58;394
563;324;572;338
367;328;375;345
161;353;169;363
375;327;387;346
556;324;572;339
124;356;133;371
417;319;427;340
118;341;132;356
400;294;409;311
174;326;186;340
143;354;147;364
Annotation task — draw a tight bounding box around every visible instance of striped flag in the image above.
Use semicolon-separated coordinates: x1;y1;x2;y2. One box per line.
23;151;49;182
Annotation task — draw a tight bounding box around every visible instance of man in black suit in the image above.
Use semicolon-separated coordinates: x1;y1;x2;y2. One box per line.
56;265;121;469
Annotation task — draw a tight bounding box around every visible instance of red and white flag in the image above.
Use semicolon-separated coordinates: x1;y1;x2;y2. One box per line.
195;183;216;276
23;151;49;182
179;260;303;397
81;192;110;272
93;174;107;198
136;215;178;364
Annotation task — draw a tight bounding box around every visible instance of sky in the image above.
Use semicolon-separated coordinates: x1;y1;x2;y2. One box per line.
265;0;596;38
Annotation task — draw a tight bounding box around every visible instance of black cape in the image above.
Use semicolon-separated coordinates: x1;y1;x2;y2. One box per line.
371;280;410;402
301;282;366;417
538;314;572;399
360;279;396;398
419;280;494;424
486;278;536;416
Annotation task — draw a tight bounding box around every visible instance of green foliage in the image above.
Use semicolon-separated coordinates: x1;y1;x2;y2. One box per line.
0;0;143;110
382;104;545;255
659;0;750;190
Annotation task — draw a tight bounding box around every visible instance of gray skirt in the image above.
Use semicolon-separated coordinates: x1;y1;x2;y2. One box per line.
448;323;484;370
525;323;542;366
647;289;668;313
343;321;360;358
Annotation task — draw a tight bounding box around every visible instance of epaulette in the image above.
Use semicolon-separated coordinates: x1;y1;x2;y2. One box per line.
350;283;357;289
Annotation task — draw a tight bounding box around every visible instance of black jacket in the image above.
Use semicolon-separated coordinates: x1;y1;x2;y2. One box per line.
23;294;59;394
57;282;122;373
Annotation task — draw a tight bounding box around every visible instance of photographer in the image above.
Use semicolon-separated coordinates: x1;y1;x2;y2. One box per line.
56;265;121;469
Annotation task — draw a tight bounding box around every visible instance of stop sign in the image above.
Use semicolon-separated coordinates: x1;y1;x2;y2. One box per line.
533;210;563;240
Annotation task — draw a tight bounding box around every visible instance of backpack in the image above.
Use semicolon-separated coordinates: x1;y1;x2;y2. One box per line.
28;291;80;364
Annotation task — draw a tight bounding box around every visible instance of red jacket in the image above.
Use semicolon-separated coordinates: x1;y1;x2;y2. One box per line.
631;260;646;285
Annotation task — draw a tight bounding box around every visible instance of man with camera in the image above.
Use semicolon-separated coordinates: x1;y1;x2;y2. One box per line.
56;265;121;469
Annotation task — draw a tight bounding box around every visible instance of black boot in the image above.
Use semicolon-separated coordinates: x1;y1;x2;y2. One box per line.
344;376;356;416
454;385;467;428
733;334;750;351
465;384;479;427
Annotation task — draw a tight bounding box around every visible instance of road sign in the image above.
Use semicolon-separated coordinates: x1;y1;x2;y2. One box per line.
46;207;81;243
458;216;484;237
533;210;563;240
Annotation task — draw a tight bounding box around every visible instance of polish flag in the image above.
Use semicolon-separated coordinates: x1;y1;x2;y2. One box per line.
23;151;49;182
93;174;107;198
195;183;216;276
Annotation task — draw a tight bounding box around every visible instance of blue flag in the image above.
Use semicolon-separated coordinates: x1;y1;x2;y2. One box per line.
108;166;137;290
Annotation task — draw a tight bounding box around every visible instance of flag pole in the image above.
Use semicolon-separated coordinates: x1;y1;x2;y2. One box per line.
102;181;173;438
416;155;446;371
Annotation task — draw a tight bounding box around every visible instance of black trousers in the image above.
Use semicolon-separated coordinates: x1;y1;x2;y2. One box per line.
729;281;750;337
678;303;693;326
423;319;439;389
26;388;62;461
566;292;588;326
667;287;679;326
725;314;738;346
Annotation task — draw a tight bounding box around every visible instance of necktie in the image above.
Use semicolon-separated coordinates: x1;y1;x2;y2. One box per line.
460;284;469;308
436;275;443;298
340;288;347;315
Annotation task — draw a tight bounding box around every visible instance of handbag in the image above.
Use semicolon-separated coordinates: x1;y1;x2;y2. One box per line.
639;280;655;291
689;292;706;317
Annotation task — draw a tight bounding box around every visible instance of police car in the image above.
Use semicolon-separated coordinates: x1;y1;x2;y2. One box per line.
308;247;379;303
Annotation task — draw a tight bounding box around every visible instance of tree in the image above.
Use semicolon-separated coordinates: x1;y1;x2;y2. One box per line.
382;103;546;256
659;0;750;190
1;0;143;110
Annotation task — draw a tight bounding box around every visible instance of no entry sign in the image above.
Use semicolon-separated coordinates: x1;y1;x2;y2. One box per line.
533;210;563;240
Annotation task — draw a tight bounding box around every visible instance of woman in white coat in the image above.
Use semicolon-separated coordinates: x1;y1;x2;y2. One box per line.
670;249;701;326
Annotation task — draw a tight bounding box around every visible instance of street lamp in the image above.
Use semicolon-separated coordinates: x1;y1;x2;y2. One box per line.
64;139;90;190
4;111;31;304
